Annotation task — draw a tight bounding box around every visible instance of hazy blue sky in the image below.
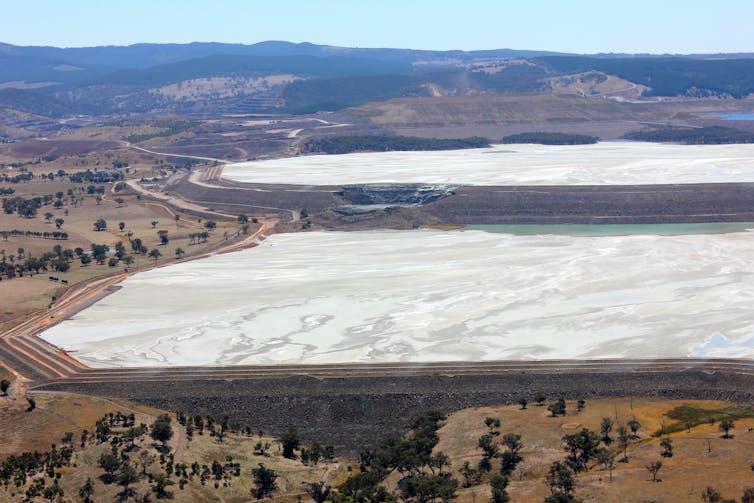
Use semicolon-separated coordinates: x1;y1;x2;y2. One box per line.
3;0;753;54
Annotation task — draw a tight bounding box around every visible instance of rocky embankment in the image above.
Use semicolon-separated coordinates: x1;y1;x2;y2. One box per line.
38;367;754;453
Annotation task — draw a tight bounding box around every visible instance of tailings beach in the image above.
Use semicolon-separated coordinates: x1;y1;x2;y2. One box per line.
223;143;754;185
40;227;754;367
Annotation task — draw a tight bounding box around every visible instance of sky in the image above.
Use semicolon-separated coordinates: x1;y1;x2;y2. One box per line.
2;0;753;54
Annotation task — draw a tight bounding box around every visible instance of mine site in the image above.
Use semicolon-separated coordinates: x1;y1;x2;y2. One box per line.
38;144;754;368
3;3;754;501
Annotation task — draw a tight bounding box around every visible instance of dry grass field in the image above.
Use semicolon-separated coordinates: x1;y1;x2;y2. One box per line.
0;180;244;328
0;394;751;502
436;399;754;503
0;391;346;503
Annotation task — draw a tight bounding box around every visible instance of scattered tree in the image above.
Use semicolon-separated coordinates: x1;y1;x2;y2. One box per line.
627;418;642;438
489;474;510;503
458;461;482;488
152;473;174;499
600;417;614;444
545;461;576;499
398;473;458;503
98;452;121;484
251;464;278;499
562;428;601;472
646;460;662;482
282;429;300;459
150;414;173;449
117;465;138;498
597;447;615;481
617;426;630;462
78;478;94;503
478;434;499;471
304;481;331;503
548;398;567;417
660;437;673;458
500;433;523;476
484;417;501;433
719;419;735;439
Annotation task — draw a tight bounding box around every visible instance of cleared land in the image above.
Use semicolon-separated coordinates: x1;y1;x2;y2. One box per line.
437;398;754;503
39;228;754;367
222;142;754;186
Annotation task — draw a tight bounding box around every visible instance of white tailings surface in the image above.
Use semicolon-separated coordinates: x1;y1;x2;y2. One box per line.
40;229;754;367
222;142;754;186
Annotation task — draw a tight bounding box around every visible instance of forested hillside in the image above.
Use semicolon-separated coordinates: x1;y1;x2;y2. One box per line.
2;40;754;117
537;56;754;98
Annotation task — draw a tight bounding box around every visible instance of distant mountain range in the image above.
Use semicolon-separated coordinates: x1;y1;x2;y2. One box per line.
1;40;754;117
0;41;572;83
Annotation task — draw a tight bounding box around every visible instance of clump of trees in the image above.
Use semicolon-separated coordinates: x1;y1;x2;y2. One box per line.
339;412;456;503
2;195;49;218
0;244;76;280
548;398;567;417
188;231;210;244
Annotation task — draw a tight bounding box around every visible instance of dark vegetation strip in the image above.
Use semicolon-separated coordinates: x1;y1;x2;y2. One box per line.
304;135;490;154
0;230;68;240
623;126;754;144
657;404;754;436
501;132;599;145
123;120;200;143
